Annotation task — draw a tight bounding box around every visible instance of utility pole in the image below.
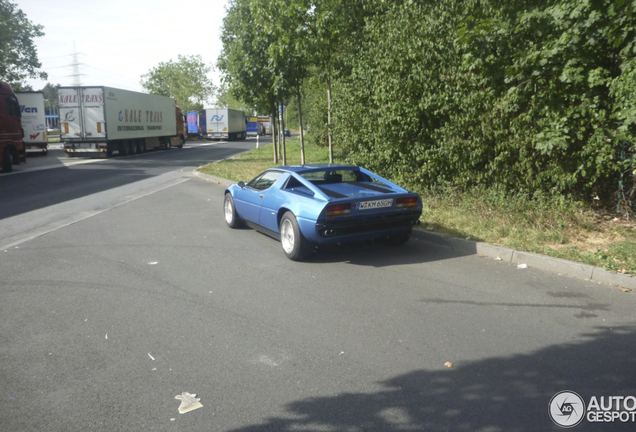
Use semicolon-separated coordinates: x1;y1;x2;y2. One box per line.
69;41;84;86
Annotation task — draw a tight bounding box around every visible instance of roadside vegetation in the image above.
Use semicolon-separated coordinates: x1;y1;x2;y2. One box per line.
199;138;636;276
213;0;636;276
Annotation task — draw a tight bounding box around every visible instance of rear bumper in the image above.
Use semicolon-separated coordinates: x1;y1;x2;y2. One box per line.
306;211;422;244
64;143;106;153
65;148;106;153
26;144;48;153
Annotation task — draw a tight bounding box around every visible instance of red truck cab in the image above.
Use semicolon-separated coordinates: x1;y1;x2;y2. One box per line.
0;81;27;172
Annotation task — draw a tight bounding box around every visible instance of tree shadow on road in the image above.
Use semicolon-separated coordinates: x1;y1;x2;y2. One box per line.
230;326;636;431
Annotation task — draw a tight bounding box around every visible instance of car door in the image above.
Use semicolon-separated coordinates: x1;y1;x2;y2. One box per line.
234;170;283;225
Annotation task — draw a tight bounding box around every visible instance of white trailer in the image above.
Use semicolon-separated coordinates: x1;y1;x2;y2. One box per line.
205;108;246;141
16;91;48;155
59;86;186;157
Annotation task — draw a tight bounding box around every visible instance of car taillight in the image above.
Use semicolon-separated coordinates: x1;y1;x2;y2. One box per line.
396;197;418;208
326;203;351;218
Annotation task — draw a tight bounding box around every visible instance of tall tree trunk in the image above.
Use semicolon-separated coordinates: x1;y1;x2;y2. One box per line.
327;75;333;164
271;104;278;164
296;85;305;165
280;104;286;166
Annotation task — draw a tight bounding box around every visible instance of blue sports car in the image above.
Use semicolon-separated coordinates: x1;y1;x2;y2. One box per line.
223;164;423;260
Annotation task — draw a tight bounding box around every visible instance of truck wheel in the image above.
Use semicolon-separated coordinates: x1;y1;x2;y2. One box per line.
128;141;136;155
135;140;143;154
178;137;185;148
2;148;13;173
119;142;129;156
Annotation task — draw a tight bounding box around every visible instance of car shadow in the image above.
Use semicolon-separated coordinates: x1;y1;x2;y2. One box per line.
306;236;472;267
228;325;636;431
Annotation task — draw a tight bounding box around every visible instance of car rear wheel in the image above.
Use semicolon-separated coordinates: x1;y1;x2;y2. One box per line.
224;194;242;228
280;212;313;261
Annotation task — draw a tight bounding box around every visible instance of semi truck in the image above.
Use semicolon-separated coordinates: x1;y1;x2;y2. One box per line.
187;110;201;138
246;118;259;137
58;86;186;157
16;91;48;155
204;108;246;140
0;81;27;173
246;116;266;137
198;110;207;139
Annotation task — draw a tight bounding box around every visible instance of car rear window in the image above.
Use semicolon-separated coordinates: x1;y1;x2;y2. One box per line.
300;170;364;184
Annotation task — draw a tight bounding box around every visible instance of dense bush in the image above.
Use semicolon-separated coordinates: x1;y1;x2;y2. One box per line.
331;0;636;206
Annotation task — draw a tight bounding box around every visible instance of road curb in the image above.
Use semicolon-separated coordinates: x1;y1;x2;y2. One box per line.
193;167;635;291
192;169;236;187
412;229;636;290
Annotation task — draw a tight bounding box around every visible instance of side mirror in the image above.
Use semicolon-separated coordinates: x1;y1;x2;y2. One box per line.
238;181;245;189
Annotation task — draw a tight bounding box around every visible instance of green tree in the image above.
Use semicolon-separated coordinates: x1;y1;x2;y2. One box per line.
0;0;47;85
41;82;60;110
218;0;291;163
140;54;215;114
306;0;369;162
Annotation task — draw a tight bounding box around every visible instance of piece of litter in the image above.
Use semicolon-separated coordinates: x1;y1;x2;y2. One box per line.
339;351;344;355
175;392;203;414
170;418;176;422
149;262;158;265
620;288;633;293
105;334;108;339
478;254;486;258
517;264;528;269
148;353;155;361
444;362;454;368
495;256;502;261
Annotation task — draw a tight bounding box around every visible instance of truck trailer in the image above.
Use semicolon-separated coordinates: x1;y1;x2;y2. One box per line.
16;91;47;155
204;108;246;141
187;111;201;138
59;86;186;157
0;81;27;172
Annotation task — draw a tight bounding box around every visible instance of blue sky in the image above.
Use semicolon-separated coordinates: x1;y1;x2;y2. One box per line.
16;0;228;99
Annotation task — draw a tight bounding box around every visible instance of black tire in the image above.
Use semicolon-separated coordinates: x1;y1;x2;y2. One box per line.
223;194;243;228
2;148;13;173
135;139;143;154
279;212;313;261
119;142;129;156
178;137;185;148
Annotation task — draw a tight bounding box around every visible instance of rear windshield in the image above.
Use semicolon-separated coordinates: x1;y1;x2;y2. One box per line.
300;170;366;184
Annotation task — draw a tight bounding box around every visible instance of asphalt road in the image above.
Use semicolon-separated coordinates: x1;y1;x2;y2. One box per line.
1;139;635;431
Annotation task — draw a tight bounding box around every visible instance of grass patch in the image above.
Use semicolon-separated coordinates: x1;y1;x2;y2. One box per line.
199;139;636;276
198;137;337;182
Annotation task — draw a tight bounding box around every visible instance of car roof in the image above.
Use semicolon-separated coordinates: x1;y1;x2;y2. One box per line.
271;164;360;174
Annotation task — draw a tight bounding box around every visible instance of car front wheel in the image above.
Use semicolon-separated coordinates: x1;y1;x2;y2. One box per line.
224;194;242;228
280;212;313;261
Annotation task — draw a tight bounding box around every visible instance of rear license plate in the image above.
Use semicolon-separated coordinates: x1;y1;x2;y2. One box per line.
359;199;393;210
